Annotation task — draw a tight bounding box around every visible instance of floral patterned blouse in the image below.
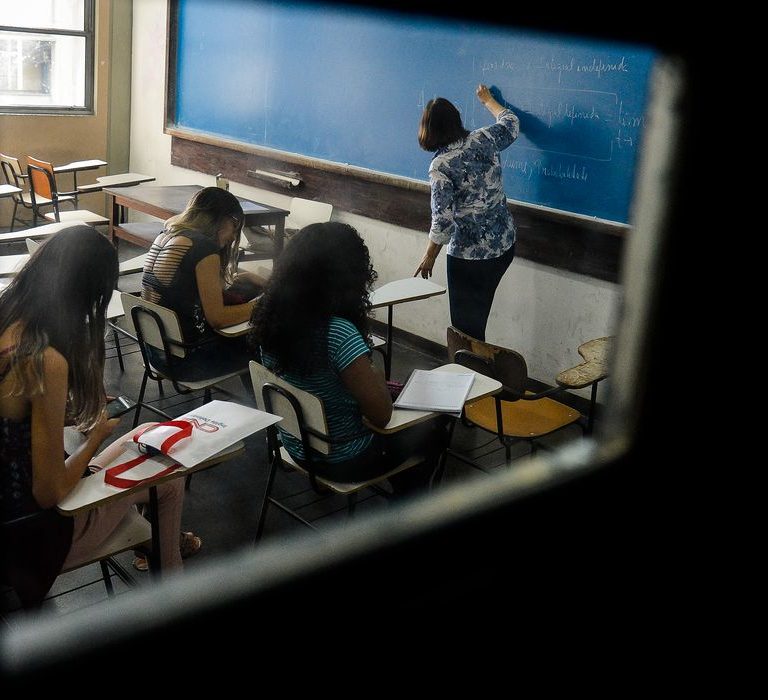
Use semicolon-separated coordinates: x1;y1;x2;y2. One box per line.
428;109;520;260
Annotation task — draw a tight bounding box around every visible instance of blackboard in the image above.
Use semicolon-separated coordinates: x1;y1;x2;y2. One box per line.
172;0;656;224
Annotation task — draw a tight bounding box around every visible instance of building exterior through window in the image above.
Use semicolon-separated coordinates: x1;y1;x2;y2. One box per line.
0;0;93;112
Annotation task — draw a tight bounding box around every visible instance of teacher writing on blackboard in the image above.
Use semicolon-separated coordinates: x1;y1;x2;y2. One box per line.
415;84;519;341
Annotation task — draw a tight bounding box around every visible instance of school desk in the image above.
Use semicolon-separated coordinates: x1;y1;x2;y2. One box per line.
76;172;156;194
106;291;124;322
0;184;21;198
104;185;289;256
1;184;22;228
0;221;82;247
53;159;107;204
118;251;149;275
57;442;247;575
0;253;28;277
366;362;502;434
369;277;446;379
556;336;613;434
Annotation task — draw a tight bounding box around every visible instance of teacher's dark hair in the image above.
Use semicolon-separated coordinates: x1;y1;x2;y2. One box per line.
418;97;470;151
0;225;119;429
249;222;377;374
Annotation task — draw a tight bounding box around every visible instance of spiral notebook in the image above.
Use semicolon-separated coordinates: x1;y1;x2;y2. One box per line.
393;369;475;417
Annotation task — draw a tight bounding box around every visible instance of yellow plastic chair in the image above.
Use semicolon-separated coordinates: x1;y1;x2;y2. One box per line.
447;326;583;464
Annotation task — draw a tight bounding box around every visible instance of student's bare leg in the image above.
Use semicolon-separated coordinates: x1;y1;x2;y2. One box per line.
62;424;185;573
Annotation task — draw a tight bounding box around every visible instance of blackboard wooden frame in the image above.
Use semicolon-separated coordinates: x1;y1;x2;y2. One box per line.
164;0;627;283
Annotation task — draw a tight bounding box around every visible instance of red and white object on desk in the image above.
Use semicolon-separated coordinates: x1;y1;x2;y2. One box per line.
136;400;280;467
101;400;282;490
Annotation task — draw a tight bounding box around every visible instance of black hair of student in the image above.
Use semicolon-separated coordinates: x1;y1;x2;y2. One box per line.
418;97;470;151
249;222;377;374
0;225;119;429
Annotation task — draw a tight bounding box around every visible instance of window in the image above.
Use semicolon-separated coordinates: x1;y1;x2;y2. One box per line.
0;0;94;113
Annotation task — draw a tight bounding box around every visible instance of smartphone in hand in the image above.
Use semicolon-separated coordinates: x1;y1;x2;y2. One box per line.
106;395;136;419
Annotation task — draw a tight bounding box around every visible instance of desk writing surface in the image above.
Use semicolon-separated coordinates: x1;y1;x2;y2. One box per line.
0;184;21;198
556;336;613;388
77;173;156;192
369;278;446;308
104;184;288;220
238;259;273;279
54;159;107;173
104;184;203;215
119;252;149;275
372;362;501;433
0;253;28;277
97;173;155;186
57;442;246;515
0;222;77;245
106;292;124;320
216;320;251;337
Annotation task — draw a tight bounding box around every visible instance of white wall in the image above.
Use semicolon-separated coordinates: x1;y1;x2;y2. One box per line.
130;0;619;397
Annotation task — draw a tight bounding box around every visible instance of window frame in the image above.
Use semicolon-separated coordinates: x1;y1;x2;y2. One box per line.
0;0;95;115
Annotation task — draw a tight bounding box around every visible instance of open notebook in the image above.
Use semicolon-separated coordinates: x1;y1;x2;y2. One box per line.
393;369;475;417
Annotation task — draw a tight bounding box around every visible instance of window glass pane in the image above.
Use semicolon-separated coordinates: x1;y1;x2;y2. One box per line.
0;31;84;107
0;0;84;32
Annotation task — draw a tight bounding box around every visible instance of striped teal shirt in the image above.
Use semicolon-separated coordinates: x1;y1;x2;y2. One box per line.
260;317;373;463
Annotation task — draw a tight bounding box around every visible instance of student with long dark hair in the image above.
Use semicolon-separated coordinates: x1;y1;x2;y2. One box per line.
415;84;520;341
249;222;446;489
142;186;266;381
0;226;192;606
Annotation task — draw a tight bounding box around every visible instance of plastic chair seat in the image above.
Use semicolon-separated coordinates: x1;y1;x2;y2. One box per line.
122;292;250;426
465;394;581;439
43;209;109;225
1;507;150;612
22;192;74;207
279;446;423;496
446;325;585;465
146;360;247;392
251;360;431;539
61;508;151;572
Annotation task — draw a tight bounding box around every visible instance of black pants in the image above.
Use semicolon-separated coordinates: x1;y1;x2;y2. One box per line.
147;335;255;399
446;243;515;341
303;415;451;495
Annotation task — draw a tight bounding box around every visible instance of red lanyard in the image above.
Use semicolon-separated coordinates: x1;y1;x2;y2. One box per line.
132;420;192;454
104;420;192;489
103;453;179;489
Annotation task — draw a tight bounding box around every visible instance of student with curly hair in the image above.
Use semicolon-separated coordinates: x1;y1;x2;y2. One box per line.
249;222;447;490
